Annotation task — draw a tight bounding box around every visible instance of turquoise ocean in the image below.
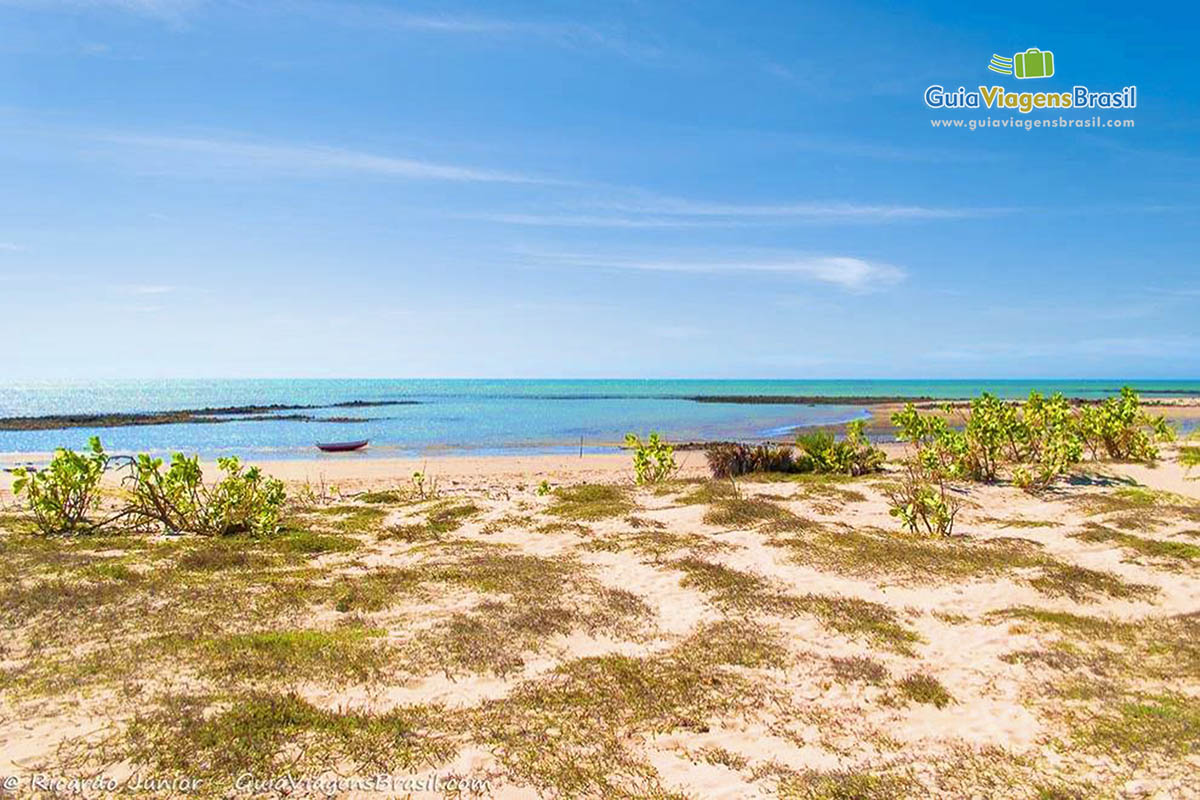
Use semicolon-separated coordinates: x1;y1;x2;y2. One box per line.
1;379;1197;459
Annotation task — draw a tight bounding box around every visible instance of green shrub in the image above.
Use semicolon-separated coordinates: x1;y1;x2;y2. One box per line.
10;436;109;534
120;453;286;536
884;458;962;536
704;442;798;478
892;387;1162;494
1077;387;1173;461
624;432;677;484
796;420;886;477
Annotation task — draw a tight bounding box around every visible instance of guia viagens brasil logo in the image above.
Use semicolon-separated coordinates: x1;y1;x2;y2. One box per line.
925;48;1136;114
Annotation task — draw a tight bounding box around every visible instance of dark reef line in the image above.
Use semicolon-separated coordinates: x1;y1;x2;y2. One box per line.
0;400;416;432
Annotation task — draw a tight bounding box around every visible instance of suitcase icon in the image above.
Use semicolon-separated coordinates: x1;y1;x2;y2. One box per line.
1014;48;1054;79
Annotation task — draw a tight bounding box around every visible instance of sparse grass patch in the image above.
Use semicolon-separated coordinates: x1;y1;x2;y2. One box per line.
582;530;733;560
467;619;781;797
548;484;633;521
1180;445;1200;468
176;542;272;572
676;480;739;506
189;626;387;683
270;530;359;555
357;489;408;504
123;692;455;790
310;505;387;534
535;520;592;535
669;558;920;654
829;655;888;685
776;769;915;800
1077;692;1200;758
1029;563;1155;603
978;516;1059;529
695;746;748;771
896;673;954;708
799;594;922;656
480;512;536;534
383;500;480;541
768;526;1152;602
703;497;797;528
1071;522;1200;563
329;567;424;612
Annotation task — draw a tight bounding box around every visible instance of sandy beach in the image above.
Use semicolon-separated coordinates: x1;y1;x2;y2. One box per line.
2;441;1199;798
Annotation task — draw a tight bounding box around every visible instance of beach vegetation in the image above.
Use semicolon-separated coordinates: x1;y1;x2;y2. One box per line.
119;453;286;536
10;436;109;534
702;497;798;527
1180;445;1200;469
123;692;454;791
776;770;915;800
704;422;884;480
624;432;678;484
548;484;633;520
884;458;962;536
1076;387;1173;461
795;420;885;476
896;673;954;708
893;388;1169;496
704;442;799;478
1071;523;1200;563
410;469;438;499
829;655;888;685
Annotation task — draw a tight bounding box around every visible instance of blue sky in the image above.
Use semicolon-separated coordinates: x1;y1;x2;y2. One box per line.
0;0;1197;379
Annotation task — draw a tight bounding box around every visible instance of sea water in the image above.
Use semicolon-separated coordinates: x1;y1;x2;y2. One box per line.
1;379;1196;459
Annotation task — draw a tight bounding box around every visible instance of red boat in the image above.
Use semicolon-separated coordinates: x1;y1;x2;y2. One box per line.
315;439;369;453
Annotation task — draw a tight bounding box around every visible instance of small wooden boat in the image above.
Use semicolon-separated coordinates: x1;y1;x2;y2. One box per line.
316;439;369;453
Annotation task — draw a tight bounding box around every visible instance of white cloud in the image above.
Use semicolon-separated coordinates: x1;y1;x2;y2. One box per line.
609;196;981;221
0;242;23;252
303;2;663;61
519;250;906;292
99;133;557;184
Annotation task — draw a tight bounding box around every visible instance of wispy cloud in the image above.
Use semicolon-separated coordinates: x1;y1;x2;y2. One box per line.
99;133;560;184
517;249;905;292
0;242;24;252
301;2;664;62
475;198;986;228
611;197;984;221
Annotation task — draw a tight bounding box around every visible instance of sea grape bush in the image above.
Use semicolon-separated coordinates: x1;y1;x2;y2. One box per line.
885;458;962;536
10;436;109;534
796;420;886;477
1076;386;1173;461
122;453;286;536
625;432;678;484
10;437;286;536
887;387;1170;533
892;387;1170;492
